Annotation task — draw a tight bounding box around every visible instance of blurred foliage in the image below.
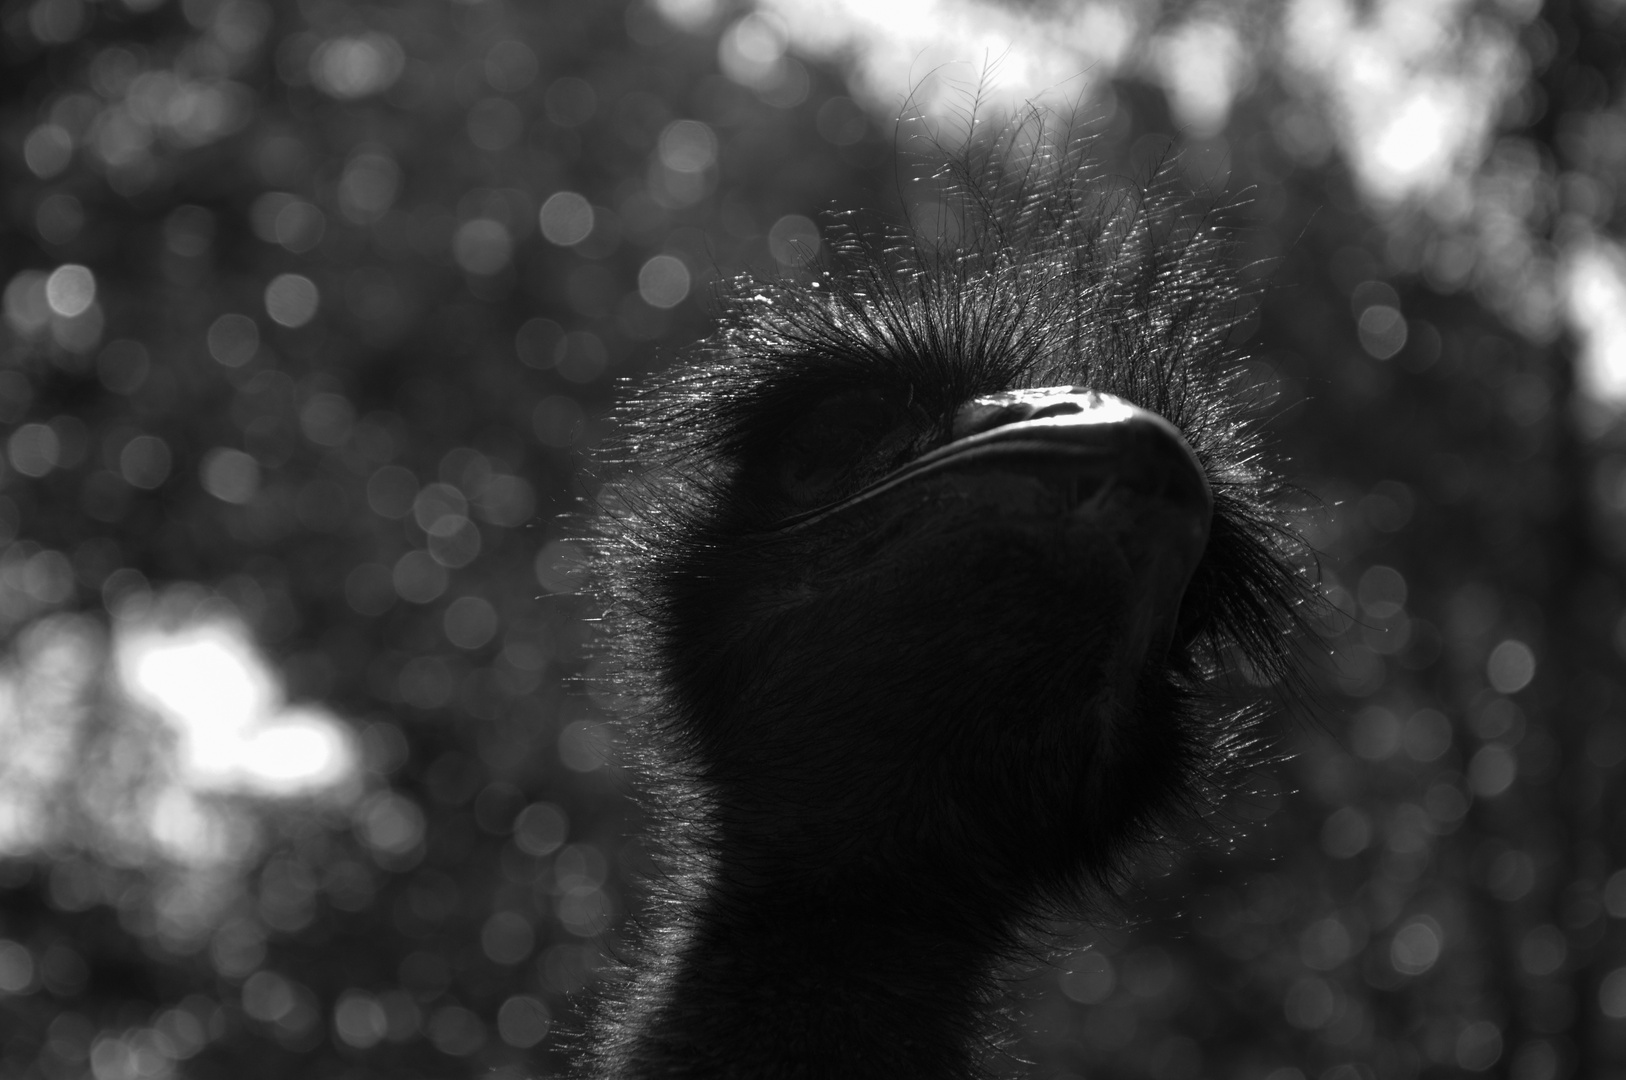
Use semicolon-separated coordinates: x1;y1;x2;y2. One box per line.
2;0;1626;1078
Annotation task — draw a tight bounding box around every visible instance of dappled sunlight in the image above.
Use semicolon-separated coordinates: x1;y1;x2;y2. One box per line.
1282;0;1520;204
0;0;1622;1074
735;0;1513;202
0;593;362;949
116;619;356;797
730;0;1626;417
1278;0;1626;413
0;614;101;855
740;0;1145;119
1148;15;1250;137
1366;90;1469;199
1565;239;1626;407
729;0;1626;414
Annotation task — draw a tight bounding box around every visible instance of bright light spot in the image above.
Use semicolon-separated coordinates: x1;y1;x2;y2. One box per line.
1282;0;1520;203
23;124;73;179
335;991;389;1048
148;784;235;865
250;194;326;252
1456;1020;1504;1072
394;551;449;603
754;0;1143;119
539;192;594;246
242;971;296;1022
310;33;405;99
513;802;568;856
1149;17;1247;136
0;616;104;857
8;424;61;478
243;709;351;791
638;255;691;309
119;434;172;490
0;603;370;940
122;625;272;777
453;219;512;275
768;214;820;267
1390;917;1442;975
1486;639;1536;694
0;940;35;993
444;596;499;650
265;273;319;328
338;152;399;223
45;264;96;317
3;271;51;335
207;313;260;367
116;621;356;796
1358;305;1408;359
1366;93;1457;198
355;791;424;855
1565;239;1626;407
719;12;789;89
658;120;718;173
497;995;551;1048
652;0;721;31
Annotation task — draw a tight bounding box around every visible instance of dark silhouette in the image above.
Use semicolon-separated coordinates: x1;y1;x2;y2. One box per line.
582;126;1313;1078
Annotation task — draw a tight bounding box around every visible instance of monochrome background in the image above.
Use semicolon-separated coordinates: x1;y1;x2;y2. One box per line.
3;0;1626;1077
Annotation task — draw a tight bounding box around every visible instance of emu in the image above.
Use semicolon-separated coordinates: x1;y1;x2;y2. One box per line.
579;125;1311;1078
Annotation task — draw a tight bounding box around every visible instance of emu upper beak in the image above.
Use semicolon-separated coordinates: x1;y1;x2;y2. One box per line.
938;387;1213;663
786;386;1213;663
940;387;1212;550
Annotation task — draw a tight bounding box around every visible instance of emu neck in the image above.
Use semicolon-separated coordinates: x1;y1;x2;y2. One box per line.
613;851;1011;1079
604;595;1162;1076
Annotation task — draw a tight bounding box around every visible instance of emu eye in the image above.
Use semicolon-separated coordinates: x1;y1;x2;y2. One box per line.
775;391;893;507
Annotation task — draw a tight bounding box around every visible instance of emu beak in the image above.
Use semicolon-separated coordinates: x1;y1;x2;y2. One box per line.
947;387;1209;531
776;386;1212;661
939;387;1214;662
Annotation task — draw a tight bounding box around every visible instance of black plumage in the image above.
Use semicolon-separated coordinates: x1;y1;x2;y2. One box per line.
578;120;1315;1079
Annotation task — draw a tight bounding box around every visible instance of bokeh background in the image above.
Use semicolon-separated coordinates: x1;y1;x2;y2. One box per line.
3;0;1626;1076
